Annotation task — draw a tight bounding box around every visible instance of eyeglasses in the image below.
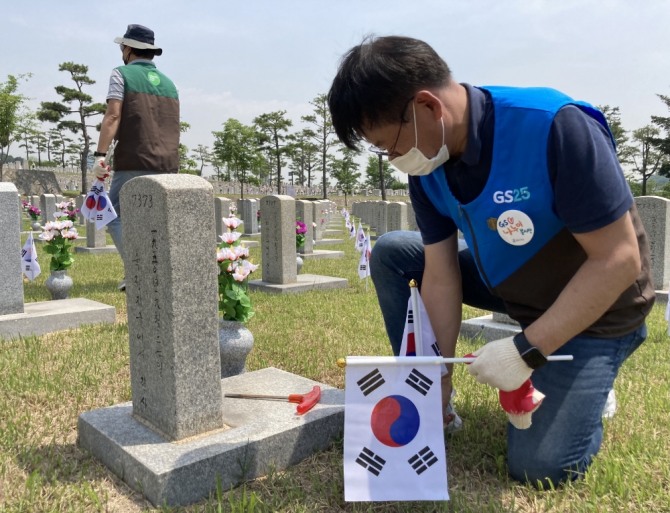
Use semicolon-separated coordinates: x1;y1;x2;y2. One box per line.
387;97;414;158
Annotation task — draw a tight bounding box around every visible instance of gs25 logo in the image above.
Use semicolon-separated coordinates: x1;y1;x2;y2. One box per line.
493;187;530;204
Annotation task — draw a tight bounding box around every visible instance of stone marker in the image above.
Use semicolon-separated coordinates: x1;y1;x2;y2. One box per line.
78;180;344;507
387;202;408;232
0;184;24;315
239;198;259;235
0;184;115;340
635;196;670;290
75;194;86;225
249;195;348;293
296;199;314;254
75;222;117;254
260;195;297;284
214;196;233;240
121;174;223;440
40;193;57;224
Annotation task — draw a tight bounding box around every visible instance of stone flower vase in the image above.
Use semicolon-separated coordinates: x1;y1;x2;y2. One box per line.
296;253;304;274
45;270;73;300
218;319;254;378
31;221;41;231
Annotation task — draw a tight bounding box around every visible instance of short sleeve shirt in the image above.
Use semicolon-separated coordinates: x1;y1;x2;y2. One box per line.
409;84;632;245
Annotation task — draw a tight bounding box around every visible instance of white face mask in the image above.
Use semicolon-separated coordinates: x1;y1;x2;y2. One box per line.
390;103;450;176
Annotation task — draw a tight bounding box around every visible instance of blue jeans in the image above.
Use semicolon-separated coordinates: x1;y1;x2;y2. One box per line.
370;231;646;487
107;171;155;265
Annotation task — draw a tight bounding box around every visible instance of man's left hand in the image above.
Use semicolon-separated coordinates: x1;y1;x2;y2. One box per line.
467;337;532;391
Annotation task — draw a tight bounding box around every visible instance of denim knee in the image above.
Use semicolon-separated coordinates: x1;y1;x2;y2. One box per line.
507;449;592;489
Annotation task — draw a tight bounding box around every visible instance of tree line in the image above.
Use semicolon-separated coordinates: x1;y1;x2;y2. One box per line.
2;62;668;198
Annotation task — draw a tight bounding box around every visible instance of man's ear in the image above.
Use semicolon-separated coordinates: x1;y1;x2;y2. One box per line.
415;90;444;120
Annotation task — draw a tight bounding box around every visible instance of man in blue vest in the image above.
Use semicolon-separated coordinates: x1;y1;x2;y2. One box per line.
328;35;655;487
92;24;180;291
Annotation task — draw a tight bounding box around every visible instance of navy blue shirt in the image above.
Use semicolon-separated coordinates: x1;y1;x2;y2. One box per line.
409;84;632;245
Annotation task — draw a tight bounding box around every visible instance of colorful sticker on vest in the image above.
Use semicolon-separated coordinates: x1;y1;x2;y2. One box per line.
147;71;161;86
497;210;534;246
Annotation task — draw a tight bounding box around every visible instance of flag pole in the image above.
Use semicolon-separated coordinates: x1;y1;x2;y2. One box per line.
409;279;422;356
337;355;573;367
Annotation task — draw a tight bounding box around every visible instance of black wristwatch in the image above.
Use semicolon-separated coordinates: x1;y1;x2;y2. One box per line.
513;332;548;369
93;151;106;157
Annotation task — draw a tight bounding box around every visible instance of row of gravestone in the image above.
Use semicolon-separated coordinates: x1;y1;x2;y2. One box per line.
214;197;337;241
14;191;670;293
353;196;670;291
351;200;418;236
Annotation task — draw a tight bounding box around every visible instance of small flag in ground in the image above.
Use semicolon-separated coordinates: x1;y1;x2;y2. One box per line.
21;232;41;281
358;234;371;279
400;289;447;375
344;356;449;501
355;222;366;251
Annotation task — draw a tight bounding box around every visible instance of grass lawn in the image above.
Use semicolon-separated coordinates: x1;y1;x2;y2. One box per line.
1;209;669;512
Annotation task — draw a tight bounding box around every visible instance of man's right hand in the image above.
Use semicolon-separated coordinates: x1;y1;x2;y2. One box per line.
91;157;110;180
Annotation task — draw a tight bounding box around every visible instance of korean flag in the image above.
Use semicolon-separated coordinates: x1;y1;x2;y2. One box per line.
80;179;118;229
344;356;449;502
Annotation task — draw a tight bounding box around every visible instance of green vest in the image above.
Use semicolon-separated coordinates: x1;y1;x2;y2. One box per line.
114;62;180;172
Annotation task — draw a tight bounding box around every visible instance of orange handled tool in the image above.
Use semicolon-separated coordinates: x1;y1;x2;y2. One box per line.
224;385;321;415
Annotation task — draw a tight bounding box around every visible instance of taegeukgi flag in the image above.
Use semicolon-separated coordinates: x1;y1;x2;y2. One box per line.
344;356;449;502
21;231;41;281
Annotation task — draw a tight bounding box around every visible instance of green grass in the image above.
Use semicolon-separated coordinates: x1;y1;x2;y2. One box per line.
2;207;669;512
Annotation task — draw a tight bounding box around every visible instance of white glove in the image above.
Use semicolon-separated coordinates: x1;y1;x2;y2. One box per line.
499;379;545;429
91;157;110;180
467;337;533;391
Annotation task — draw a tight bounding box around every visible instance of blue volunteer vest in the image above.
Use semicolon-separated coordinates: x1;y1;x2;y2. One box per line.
420;86;612;289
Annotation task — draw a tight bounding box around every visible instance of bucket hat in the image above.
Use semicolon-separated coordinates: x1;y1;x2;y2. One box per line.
114;24;163;55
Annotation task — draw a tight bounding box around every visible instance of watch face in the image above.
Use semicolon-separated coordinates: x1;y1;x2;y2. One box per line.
522;347;547;369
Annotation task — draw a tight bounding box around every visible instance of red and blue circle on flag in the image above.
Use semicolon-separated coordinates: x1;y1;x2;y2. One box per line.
370;394;420;447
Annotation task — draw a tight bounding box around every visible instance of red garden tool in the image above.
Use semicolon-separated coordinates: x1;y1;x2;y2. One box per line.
224;385;321;415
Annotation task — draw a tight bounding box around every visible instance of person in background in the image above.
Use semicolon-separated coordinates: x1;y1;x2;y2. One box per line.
327;35;654;488
92;24;180;291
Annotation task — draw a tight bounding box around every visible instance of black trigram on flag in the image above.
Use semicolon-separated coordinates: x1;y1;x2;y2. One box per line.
357;368;385;396
359;264;367;271
405;368;433;396
430;341;442;357
408;446;439;475
407;308;414;325
356;447;386;476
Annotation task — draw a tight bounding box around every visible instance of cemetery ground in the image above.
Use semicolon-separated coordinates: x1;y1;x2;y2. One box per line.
1;213;669;513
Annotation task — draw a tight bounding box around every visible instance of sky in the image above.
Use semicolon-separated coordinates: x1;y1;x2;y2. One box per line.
3;0;670;179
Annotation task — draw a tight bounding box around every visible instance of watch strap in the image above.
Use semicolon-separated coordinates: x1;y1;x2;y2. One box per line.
93;151;107;157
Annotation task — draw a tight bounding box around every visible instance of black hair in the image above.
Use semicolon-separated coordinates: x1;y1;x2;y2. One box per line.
327;35;452;150
130;47;157;59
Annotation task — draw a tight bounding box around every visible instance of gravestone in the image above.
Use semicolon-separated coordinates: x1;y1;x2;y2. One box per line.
0;184;24;315
249;195;348;293
75;222;117;254
238;198;259;235
373;200;390;238
40;193;57;224
296;200;344;260
259;195;296;284
78;179;344;507
0;184;115;339
75;194;86;225
296;200;314;254
214;196;233;240
121;174;224;440
387;202;408;232
635;196;670;290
